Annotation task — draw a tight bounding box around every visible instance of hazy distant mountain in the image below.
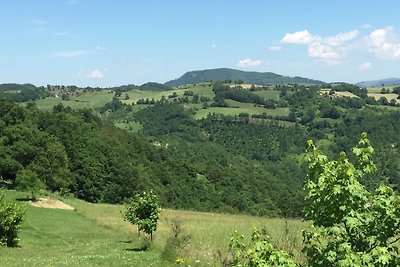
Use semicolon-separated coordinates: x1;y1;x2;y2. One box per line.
355;78;400;88
164;68;325;87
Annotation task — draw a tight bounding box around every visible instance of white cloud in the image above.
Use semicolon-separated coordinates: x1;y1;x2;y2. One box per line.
308;41;339;59
324;30;359;46
85;70;104;79
366;27;400;59
55;50;87;57
278;26;400;67
358;62;373;71
237;58;262;67
279;29;360;65
269;45;282;51
280;30;316;44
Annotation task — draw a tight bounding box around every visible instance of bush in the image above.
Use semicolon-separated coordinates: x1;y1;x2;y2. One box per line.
230;133;400;266
0;191;25;247
122;190;161;241
162;218;191;261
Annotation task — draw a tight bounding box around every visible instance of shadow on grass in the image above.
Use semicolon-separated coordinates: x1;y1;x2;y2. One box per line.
125;247;148;252
121;239;151;252
16;197;35;202
119;240;133;244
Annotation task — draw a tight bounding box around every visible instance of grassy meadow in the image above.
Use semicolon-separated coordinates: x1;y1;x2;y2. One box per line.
1;190;307;266
194;100;289;120
33;84;294;128
35;91;115;110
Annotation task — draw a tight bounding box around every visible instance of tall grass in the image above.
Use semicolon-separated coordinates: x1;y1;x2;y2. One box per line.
1;191;306;266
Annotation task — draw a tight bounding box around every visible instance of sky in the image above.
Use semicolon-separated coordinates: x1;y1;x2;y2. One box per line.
1;0;400;87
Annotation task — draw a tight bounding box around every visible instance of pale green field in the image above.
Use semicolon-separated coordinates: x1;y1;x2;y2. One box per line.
253;90;280;101
121;85;215;105
320;89;358;98
368;93;400;103
0;190;306;266
367;85;396;93
176;83;215;99
35;91;115;110
121;90;170;105
194;100;289;120
336;91;358;98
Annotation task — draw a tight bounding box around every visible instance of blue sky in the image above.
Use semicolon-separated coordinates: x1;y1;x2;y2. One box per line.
1;0;400;87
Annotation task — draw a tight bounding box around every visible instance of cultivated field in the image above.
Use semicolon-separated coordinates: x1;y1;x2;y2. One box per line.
0;190;306;266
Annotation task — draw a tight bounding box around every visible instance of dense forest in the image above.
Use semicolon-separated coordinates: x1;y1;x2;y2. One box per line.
1;80;400;218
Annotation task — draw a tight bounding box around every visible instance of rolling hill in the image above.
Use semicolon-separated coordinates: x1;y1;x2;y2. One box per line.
164;68;325;87
355;78;400;87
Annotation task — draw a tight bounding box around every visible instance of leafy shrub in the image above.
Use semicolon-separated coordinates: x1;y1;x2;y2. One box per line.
229;228;298;266
122;190;161;241
162;218;191;261
0;191;25;247
230;133;400;266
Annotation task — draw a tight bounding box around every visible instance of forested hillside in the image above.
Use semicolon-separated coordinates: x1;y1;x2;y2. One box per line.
1;80;400;218
164;68;324;87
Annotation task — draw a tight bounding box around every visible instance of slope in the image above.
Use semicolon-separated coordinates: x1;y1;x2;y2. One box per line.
164;68;325;87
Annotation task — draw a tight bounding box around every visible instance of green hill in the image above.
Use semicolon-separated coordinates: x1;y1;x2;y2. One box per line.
355;78;400;88
164;68;325;87
113;82;171;92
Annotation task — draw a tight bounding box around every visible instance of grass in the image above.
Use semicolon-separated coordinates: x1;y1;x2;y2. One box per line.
121;84;215;106
367;85;396;93
35;91;115;111
368;93;400;103
194;100;289;120
253;90;280;101
175;83;215;99
114;121;143;133
1;190;306;266
121;90;170;105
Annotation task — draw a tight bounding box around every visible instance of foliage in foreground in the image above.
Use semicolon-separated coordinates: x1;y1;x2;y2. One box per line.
0;191;25;247
230;133;400;266
123;190;161;240
230;229;298;266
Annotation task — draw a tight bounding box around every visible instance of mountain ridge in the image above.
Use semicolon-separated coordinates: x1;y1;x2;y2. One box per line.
164;68;325;87
355;78;400;87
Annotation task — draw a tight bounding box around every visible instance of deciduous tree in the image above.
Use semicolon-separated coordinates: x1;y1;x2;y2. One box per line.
123;190;161;241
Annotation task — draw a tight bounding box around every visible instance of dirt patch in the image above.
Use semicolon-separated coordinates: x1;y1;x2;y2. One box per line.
29;198;74;210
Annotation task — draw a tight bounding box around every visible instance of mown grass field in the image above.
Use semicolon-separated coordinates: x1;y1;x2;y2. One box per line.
35;91;115;110
1;190;306;266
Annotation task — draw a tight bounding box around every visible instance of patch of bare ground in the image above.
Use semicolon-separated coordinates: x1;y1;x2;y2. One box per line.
28;197;74;210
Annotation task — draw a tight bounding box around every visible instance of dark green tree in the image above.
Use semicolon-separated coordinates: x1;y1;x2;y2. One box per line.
15;169;44;200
